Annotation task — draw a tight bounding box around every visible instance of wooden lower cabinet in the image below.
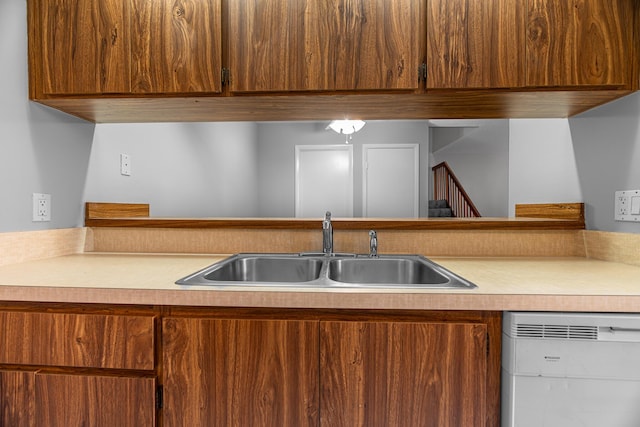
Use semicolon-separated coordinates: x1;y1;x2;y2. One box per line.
0;370;35;427
0;305;500;426
320;321;489;427
0;306;158;427
35;373;156;427
0;370;156;427
162;311;501;427
162;317;320;427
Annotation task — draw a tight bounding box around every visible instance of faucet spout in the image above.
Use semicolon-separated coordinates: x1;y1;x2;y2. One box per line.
322;211;333;255
369;230;378;257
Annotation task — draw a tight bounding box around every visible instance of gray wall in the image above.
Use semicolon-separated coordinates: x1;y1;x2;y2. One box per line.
84;123;259;217
508;119;583;216
83;120;430;218
569;92;640;232
0;1;94;232
430;120;510;217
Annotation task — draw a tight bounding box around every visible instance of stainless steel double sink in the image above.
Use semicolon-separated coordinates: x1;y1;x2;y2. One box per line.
176;253;477;289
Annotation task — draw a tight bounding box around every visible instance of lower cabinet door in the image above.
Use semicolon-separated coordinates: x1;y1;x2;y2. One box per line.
320;321;489;427
162;317;320;427
34;373;156;427
0;370;35;427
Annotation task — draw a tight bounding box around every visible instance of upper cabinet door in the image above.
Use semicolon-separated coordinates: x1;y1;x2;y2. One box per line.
131;0;222;94
40;0;130;95
427;0;525;89
228;0;423;93
526;0;634;88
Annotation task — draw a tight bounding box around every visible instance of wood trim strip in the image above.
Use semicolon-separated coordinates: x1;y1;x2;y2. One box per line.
33;89;632;123
515;203;584;222
84;217;585;231
86;203;150;219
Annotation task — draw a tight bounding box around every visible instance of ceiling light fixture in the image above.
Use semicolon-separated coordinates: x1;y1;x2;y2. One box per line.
326;120;366;143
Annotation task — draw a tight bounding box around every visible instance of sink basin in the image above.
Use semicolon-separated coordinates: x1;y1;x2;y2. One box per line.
176;253;476;290
177;254;324;285
327;256;476;289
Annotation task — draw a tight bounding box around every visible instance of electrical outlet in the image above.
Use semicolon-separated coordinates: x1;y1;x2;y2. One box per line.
120;153;131;176
32;193;51;222
615;190;640;222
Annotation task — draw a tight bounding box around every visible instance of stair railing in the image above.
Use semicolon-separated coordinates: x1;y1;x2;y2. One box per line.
432;161;481;218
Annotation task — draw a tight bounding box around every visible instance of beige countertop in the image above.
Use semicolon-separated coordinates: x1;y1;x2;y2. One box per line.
0;253;639;312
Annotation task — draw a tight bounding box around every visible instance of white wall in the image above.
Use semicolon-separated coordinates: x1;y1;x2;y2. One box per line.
431;120;509;217
256;121;430;217
84;122;259;217
508;119;583;217
0;1;94;232
569;92;640;232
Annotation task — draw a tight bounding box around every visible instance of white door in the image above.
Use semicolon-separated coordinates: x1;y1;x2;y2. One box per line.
363;144;419;217
295;145;353;218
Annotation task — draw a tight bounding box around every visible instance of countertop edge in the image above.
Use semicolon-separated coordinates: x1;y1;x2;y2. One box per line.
1;286;640;313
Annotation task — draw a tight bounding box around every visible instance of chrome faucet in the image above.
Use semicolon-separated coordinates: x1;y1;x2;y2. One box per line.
322;211;333;255
369;230;378;257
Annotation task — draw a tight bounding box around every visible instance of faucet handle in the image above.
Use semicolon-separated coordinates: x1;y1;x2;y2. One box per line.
368;230;378;257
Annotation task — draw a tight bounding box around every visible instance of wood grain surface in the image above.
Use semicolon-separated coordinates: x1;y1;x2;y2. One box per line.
131;0;222;93
320;320;490;427
40;0;130;95
33;89;632;122
0;311;155;370
228;0;421;92
35;373;156;427
162;317;320;427
427;0;524;89
515;202;584;222
85;202;150;219
526;0;635;87
0;370;35;427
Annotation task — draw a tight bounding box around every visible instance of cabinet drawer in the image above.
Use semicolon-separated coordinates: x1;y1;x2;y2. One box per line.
0;311;155;370
35;373;156;427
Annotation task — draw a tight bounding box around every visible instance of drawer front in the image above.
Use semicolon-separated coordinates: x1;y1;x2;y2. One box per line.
0;311;155;370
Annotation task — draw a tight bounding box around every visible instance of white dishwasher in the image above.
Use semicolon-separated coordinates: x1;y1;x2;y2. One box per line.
502;311;640;427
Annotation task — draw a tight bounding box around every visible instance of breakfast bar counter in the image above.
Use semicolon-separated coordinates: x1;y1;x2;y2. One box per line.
0;252;638;312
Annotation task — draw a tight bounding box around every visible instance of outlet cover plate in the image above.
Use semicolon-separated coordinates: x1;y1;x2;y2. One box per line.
615;190;640;222
32;193;51;222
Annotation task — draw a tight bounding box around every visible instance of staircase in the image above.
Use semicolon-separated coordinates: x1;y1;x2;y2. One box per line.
428;199;454;217
431;162;481;218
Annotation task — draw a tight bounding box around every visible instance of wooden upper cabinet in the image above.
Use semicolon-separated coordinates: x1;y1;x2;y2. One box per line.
39;0;130;95
427;0;525;89
526;0;635;88
228;0;423;93
130;0;222;94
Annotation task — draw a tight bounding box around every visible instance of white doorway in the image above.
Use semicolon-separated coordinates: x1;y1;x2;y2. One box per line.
295;145;353;218
362;144;419;217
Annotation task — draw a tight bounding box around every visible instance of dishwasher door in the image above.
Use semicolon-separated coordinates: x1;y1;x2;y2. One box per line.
502;312;640;427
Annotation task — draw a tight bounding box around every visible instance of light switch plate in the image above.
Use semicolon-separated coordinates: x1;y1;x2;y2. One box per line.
120;153;131;176
615;190;640;222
